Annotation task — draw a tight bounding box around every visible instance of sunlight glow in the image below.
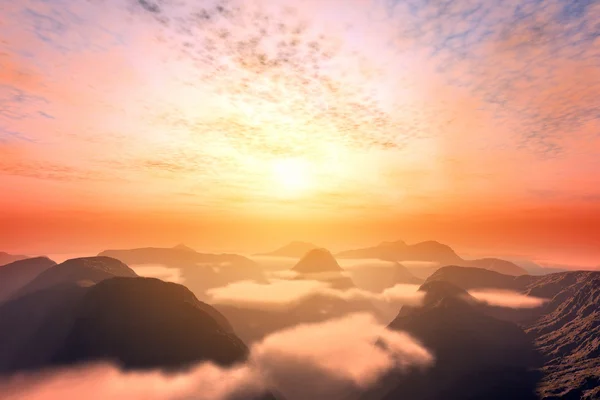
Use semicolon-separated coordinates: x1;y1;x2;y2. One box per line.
271;158;313;197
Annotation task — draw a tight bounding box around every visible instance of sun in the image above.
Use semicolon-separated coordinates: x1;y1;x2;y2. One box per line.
271;157;313;196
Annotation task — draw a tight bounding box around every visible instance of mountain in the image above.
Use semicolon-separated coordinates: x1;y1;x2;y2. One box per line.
349;262;423;292
98;247;268;300
14;256;138;298
291;248;354;289
425;265;521;290
292;248;343;273
337;240;528;277
420;266;600;399
0;252;29;267
52;277;248;371
172;243;197;252
523;271;600;399
372;280;539;400
257;241;320;258
337;240;462;265
0;274;252;375
99;246;256;268
0;257;57;303
467;257;528;276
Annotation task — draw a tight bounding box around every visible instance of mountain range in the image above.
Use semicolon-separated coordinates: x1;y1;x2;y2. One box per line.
0;245;597;399
261;240;529;276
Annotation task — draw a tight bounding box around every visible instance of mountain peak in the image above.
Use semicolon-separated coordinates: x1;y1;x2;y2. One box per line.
258;241;320;258
292;248;342;273
173;244;196;252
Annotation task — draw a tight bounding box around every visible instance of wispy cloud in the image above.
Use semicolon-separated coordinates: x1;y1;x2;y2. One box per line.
468;289;548;309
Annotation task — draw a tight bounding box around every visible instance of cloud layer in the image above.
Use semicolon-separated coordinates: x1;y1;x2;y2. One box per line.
0;313;433;400
206;279;424;310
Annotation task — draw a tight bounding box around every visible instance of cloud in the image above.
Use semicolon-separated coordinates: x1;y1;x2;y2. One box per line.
468;289;548;309
250;313;433;399
206;279;424;310
0;314;433;400
0;362;262;400
337;259;398;270
130;264;184;284
265;270;300;279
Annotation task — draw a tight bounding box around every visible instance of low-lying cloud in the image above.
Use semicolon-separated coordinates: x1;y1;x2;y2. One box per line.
337;259;398;270
468;289;548;309
206;280;424;311
0;313;433;400
130;264;184;284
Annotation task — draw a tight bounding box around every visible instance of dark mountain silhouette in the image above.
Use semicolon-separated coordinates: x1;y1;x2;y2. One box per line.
336;240;528;277
0;252;29;267
0;257;56;303
14;256;137;299
0;274;248;374
370;280;539;400
0;282;89;373
52;277;248;371
257;241;320;258
349;262;423;292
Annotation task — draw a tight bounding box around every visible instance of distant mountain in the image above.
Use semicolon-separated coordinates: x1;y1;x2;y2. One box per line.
99;247;268;299
99;246;256;268
369;280;539;400
257;241;320;258
0;252;29;267
292;248;343;273
0;257;56;303
337;240;462;265
467;257;528;276
172;243;196;252
337;240;528;276
291;248;354;289
14;256;137;299
349;262;423;292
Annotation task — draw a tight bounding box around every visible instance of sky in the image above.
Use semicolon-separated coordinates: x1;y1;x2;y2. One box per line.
0;0;599;266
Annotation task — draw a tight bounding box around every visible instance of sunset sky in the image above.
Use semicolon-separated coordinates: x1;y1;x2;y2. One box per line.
1;0;599;266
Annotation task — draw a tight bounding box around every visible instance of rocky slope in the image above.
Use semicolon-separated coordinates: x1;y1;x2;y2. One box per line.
418;266;600;399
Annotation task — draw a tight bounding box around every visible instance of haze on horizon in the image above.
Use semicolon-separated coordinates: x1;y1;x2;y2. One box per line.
1;0;599;267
